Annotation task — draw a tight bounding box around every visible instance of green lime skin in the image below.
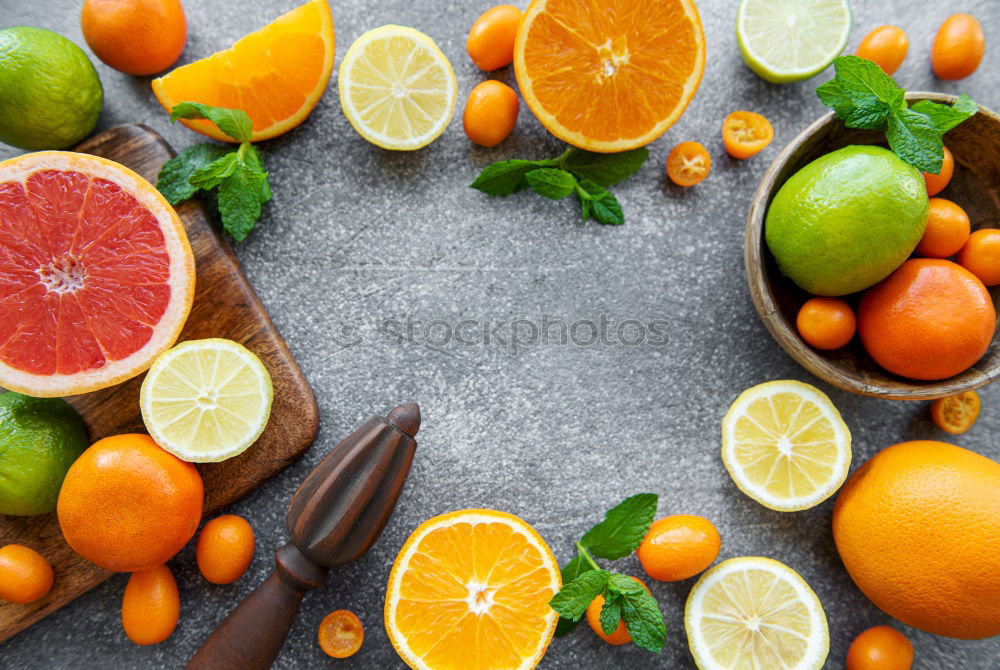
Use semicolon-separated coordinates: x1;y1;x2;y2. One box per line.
0;26;103;150
765;145;928;296
0;392;88;516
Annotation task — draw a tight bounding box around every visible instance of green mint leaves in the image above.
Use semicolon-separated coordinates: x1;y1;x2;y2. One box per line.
580;492;658;559
470;146;649;225
816;55;977;174
549;493;666;653
156;103;272;242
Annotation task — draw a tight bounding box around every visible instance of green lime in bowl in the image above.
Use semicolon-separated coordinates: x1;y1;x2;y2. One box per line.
0;26;103;150
0;391;88;516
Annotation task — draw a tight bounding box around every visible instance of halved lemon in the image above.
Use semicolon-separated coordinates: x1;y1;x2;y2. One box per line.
722;380;851;511
140;338;273;463
338;25;457;150
685;556;829;670
385;509;561;670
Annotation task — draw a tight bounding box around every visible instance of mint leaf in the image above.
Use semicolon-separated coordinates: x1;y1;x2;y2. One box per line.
607;573;646;596
817;56;904;129
580;493;658;559
620;589;666;653
189;152;239;190
218;160;269;242
560;147;649;187
887;107;944;173
526;168;577;200
911;94;978;134
471;159;548;196
156;143;229;205
576;179;624;226
170;102;253;143
599;593;622;636
549;570;609;622
553;551;596;637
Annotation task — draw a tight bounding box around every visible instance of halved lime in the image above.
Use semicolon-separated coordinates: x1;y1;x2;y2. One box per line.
737;0;851;83
140;338;273;463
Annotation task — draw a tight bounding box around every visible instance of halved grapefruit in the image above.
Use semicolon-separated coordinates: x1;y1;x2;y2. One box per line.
0;151;195;397
151;0;335;143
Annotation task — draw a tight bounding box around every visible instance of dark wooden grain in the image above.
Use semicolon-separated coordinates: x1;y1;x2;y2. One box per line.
746;94;1000;400
186;404;418;670
0;124;319;642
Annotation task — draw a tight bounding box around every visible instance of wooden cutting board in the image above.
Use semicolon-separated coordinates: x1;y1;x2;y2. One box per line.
0;124;319;643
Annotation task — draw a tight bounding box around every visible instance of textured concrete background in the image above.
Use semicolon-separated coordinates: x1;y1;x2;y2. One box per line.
1;0;998;668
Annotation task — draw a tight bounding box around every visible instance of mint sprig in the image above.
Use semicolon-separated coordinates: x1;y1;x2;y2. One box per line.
816;55;977;174
156;102;273;242
549;493;666;654
470;146;648;225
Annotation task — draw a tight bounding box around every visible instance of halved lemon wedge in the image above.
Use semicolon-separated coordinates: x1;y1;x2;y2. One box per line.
722;380;851;511
338;25;457;150
385;509;561;670
685;556;829;670
140;338;273;463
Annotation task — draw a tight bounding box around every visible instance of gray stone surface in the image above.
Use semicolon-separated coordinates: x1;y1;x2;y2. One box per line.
2;0;999;668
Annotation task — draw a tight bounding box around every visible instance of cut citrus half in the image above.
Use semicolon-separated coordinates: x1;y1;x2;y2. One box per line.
151;0;334;142
514;0;706;153
339;25;457;151
0;151;194;397
722;380;851;511
737;0;851;83
385;509;561;670
140;338;273;463
685;556;829;670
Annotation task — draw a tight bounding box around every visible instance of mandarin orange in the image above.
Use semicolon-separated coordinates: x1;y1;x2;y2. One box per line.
81;0;186;75
514;0;705;152
858;259;995;380
57;434;203;572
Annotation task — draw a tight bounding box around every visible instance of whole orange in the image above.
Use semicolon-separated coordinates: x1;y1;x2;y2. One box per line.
958;228;1000;286
57;434;203;572
81;0;186;75
637;515;721;582
833;440;1000;639
858;259;995;380
914;197;970;258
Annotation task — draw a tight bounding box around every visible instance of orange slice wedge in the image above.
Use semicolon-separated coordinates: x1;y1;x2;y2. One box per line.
385;509;561;670
152;0;334;142
514;0;706;153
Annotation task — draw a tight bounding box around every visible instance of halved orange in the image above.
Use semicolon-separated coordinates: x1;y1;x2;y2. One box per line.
385;509;561;670
514;0;706;153
0;151;195;397
151;0;334;142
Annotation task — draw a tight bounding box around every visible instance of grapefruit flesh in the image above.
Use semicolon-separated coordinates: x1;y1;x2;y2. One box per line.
0;151;194;397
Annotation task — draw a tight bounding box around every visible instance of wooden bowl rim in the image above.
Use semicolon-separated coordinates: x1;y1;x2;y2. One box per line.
745;92;1000;400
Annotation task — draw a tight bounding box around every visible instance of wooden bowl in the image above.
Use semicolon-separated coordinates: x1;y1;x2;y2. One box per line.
746;93;1000;400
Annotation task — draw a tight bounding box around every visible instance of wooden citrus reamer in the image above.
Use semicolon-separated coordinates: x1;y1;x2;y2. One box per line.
186;403;421;669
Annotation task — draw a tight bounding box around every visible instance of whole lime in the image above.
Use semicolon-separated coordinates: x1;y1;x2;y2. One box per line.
0;26;103;150
765;145;928;296
0;392;88;516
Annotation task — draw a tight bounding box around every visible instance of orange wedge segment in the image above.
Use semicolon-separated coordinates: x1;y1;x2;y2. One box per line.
385;509;561;670
152;0;334;142
514;0;706;153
